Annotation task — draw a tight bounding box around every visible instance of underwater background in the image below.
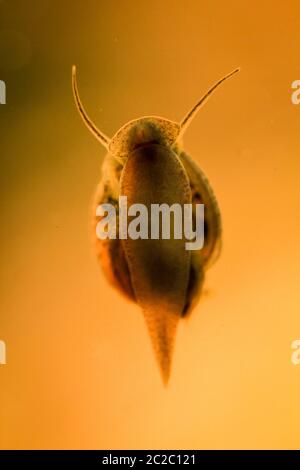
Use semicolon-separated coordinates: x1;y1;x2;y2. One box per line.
0;0;300;449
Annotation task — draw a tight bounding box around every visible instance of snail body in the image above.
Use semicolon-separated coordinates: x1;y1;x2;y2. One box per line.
72;67;239;384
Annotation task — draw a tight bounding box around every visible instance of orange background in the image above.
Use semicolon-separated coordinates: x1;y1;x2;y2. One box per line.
0;0;300;449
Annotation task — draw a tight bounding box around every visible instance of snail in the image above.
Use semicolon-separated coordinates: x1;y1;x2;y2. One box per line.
72;66;240;384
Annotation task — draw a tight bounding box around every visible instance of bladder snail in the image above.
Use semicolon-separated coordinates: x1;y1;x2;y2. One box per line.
72;66;240;384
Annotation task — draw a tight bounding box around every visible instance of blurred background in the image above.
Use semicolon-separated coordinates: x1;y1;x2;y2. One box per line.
0;0;300;450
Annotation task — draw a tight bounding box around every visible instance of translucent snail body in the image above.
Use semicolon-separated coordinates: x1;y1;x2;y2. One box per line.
72;66;240;384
